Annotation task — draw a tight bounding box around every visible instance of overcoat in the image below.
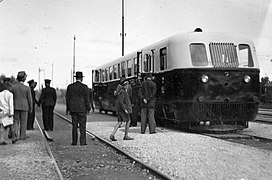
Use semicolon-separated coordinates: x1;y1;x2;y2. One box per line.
66;81;90;113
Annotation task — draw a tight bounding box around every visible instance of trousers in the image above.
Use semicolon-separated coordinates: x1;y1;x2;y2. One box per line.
42;105;54;131
14;110;28;139
27;107;35;130
141;108;156;134
71;112;87;145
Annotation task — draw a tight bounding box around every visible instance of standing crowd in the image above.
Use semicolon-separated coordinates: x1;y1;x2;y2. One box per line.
0;69;157;146
110;73;157;141
0;71;56;145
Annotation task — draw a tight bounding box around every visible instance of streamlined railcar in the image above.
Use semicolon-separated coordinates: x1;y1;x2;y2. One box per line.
92;30;260;132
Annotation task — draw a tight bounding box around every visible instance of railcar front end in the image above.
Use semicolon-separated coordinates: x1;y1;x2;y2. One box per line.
155;68;260;132
155;34;260;132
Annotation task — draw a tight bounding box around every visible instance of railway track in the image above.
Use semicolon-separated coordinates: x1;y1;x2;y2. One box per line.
255;108;272;124
201;132;272;151
54;111;173;180
201;108;272;151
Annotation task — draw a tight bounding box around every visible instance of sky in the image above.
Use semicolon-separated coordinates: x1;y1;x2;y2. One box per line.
0;0;272;89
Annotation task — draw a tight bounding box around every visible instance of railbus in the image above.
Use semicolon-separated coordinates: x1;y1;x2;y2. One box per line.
92;29;260;132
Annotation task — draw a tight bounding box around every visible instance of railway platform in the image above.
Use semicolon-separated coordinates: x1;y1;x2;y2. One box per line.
0;110;60;180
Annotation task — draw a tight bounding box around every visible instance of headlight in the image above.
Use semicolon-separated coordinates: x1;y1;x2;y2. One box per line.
201;75;209;83
244;75;251;83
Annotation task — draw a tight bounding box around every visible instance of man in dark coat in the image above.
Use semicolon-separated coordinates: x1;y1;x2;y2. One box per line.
38;79;57;131
138;73;157;134
27;79;38;130
66;71;91;146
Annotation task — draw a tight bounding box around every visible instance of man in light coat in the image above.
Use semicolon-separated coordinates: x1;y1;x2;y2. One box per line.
12;71;33;140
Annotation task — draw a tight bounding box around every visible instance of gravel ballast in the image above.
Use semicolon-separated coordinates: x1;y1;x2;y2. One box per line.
87;118;272;180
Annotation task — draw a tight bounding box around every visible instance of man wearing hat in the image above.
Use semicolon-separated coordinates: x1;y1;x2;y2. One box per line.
27;79;38;130
38;79;57;131
11;71;33;141
138;73;157;134
66;71;91;146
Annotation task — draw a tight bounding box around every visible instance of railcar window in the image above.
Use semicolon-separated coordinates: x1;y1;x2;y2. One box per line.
138;52;142;73
148;54;152;72
121;62;125;77
190;43;208;66
105;68;108;81
133;57;137;75
109;66;113;80
143;55;148;72
160;48;167;70
113;65;117;79
94;70;99;82
127;59;132;77
101;69;105;82
118;63;121;79
143;54;152;72
239;44;254;67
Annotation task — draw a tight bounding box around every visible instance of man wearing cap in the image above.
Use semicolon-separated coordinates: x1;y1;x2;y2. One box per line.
138;73;157;134
114;75;132;97
66;71;91;146
27;79;38;130
11;71;33;141
110;79;134;141
38;79;57;131
114;75;132;127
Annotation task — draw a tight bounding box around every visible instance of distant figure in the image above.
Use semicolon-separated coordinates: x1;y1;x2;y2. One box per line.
66;71;91;146
110;80;134;141
27;79;38;130
89;88;95;112
138;73;157;134
12;71;33;140
0;82;15;144
38;79;57;131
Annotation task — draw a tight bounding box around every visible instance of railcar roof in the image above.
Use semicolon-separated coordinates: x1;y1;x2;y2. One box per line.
95;31;255;70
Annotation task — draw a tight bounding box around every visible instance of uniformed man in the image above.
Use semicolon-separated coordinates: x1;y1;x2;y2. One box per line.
38;79;57;131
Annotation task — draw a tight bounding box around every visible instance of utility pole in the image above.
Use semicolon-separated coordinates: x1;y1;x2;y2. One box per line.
120;0;126;56
51;63;53;86
73;35;76;82
38;68;45;91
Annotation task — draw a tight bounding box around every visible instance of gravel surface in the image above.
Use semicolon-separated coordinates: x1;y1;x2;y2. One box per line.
87;119;272;180
0;126;59;180
44;106;163;180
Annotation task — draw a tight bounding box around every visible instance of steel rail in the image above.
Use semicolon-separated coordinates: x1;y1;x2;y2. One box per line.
35;118;64;180
54;111;173;180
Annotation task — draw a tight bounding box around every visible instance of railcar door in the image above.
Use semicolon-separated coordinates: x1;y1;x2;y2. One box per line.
130;52;142;125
